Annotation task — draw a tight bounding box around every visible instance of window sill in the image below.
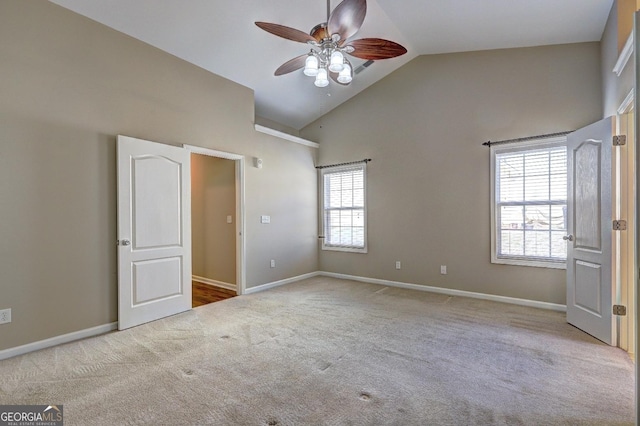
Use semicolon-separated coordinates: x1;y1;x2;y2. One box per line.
492;257;566;270
322;245;368;254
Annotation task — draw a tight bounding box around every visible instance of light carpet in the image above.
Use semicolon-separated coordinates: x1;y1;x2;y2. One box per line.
0;276;635;425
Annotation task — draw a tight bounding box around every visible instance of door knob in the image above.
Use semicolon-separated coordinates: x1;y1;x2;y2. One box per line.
562;235;574;241
120;239;131;246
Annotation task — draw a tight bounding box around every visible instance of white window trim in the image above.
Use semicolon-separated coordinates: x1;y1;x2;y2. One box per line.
490;136;567;269
320;163;368;253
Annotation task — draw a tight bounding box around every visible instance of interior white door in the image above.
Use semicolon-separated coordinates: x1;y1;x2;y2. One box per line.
117;135;192;330
566;117;615;345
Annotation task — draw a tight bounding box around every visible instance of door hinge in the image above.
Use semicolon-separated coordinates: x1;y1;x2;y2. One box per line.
613;220;627;231
613;135;627;146
613;305;627;316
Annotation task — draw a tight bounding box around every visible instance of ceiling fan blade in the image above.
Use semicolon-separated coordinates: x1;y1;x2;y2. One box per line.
275;54;308;76
327;0;366;42
344;38;407;60
255;22;315;44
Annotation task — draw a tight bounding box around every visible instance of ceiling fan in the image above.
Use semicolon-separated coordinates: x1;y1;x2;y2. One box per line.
255;0;407;87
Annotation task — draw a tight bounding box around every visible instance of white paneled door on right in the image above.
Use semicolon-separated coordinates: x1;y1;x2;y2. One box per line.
566;117;615;345
117;135;192;330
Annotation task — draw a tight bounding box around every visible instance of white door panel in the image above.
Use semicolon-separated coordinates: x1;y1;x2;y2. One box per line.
566;117;614;345
132;156;182;249
133;257;183;304
573;260;602;316
117;135;192;330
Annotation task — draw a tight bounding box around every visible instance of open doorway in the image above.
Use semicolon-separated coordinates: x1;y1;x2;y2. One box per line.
117;137;246;329
191;153;236;307
184;144;246;307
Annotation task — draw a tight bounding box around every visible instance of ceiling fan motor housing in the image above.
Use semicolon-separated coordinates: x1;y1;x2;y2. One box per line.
310;23;329;42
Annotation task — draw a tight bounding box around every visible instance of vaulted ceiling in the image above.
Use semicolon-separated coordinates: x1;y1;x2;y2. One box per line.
50;0;613;130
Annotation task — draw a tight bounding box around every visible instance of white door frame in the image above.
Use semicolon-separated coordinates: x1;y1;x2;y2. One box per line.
184;144;246;295
634;16;640;424
615;88;636;355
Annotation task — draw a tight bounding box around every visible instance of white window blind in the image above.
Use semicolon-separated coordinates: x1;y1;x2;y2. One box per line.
491;139;567;268
322;164;367;252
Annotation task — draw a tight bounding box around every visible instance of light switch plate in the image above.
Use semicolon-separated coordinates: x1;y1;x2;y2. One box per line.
261;215;271;224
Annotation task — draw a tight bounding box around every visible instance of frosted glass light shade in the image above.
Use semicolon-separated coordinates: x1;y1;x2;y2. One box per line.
314;68;329;87
328;51;344;72
337;63;352;84
303;55;319;76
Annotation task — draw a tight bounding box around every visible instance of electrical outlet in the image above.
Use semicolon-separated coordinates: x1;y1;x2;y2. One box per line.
0;308;11;325
440;265;447;275
395;261;401;270
270;259;276;268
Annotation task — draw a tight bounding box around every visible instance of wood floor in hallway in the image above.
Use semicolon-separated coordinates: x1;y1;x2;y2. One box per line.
192;281;236;307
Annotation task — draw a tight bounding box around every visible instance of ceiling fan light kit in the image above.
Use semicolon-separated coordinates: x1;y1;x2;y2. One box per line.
315;68;330;87
337;63;353;84
256;0;406;88
328;51;345;72
303;55;319;76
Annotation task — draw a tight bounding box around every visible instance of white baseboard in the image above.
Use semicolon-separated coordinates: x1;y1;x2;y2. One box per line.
0;322;118;361
319;272;567;312
192;275;236;291
244;271;321;295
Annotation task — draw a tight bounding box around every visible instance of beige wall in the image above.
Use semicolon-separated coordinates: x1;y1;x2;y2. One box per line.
617;0;636;53
191;155;236;285
0;1;318;351
255;116;301;138
302;43;603;305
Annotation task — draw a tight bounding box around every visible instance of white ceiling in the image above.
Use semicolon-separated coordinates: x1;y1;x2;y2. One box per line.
49;0;613;130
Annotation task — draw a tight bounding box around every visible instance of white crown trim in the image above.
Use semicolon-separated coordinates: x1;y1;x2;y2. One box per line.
255;124;319;149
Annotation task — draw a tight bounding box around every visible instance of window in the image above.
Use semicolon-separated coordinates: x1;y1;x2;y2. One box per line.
321;164;367;252
490;137;567;268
